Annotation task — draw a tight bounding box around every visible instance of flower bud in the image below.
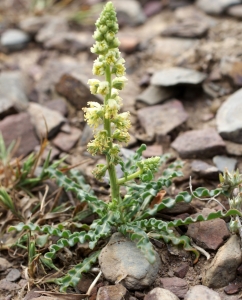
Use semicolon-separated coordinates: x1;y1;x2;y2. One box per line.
112;76;127;90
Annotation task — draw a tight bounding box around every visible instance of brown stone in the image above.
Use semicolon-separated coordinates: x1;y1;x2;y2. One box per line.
55;72;101;110
174;262;190;279
142;144;163;158
0;279;20;291
44;98;68;117
0;257;12;271
96;284;129;300
162;20;208;38
119;36;139;53
137;100;188;139
171;128;226;159
224;283;241;295
144;287;179;300
187;208;230;250
52;127;82;152
0;112;39;157
160;277;188;299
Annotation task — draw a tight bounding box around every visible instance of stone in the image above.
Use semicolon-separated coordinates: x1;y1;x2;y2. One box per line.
171;128;226;159
227;5;242;18
0;112;39;157
184;285;221;300
23;288;41;300
36;18;68;43
216;88;242;143
191;160;219;179
174;262;190;279
79;124;93;146
144;1;163;17
56;72;101;110
160;277;188;299
151;67;206;87
0;71;29;118
76;274;93;293
0;257;12;271
144;287;179;300
142;145;163;158
136;85;175;106
137;100;188;139
112;0;146;26
0;29;30;51
225;141;242;156
162;20;208;39
52;127;82;152
96;284;129;300
213;155;237;172
119;36;139;54
44;32;89;54
19;16;49;35
152;37;198;59
196;0;240;15
44;99;68;117
6;269;21;282
0;279;20;291
224;283;241;295
99;233;161;290
220;57;242;86
28;103;65;139
203;235;242;288
187;208;230;250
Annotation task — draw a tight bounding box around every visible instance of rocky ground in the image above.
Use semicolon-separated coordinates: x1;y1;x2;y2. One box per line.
1;0;242;299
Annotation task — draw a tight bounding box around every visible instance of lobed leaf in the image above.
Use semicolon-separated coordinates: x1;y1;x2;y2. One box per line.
54;251;100;292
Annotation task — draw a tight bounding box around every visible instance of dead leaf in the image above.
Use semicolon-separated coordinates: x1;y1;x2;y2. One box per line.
150;190;166;208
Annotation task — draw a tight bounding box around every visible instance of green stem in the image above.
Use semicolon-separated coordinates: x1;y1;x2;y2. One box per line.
104;65;120;201
118;169;142;185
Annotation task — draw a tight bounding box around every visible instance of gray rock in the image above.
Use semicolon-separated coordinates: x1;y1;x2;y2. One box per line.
187;208;230;250
160;277;188;299
137;100;188;140
151;67;206;87
19;16;49;35
0;258;12;271
99;232;161;290
203;235;242;288
0;112;39;157
144;288;179;300
171;128;226;159
0;279;20;291
213;155;237;172
1;29;30;51
217;88;242;143
136;85;175;106
6;269;21;282
97;284;129;300
28;103;65;138
36;18;68;43
79;124;93;146
191;160;219;179
227;5;242;19
162;20;208;39
112;0;146;26
0;71;29;118
55;72;101;110
184;285;221;300
196;0;240;15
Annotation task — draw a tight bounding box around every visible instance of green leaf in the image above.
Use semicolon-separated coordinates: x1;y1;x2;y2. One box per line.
53;251;100;292
119;224;157;264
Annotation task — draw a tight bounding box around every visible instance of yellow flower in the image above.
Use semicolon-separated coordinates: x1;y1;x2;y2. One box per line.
105;99;120;119
83;102;103;128
93;60;105;76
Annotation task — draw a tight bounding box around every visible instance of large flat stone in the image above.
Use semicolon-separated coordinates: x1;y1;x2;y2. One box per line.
217;88;242;143
0;113;39;157
171;128;226;158
137;100;188;139
196;0;240;15
151;67;206;87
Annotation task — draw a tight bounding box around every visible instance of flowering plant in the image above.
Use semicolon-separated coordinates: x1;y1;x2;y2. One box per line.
9;2;242;293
